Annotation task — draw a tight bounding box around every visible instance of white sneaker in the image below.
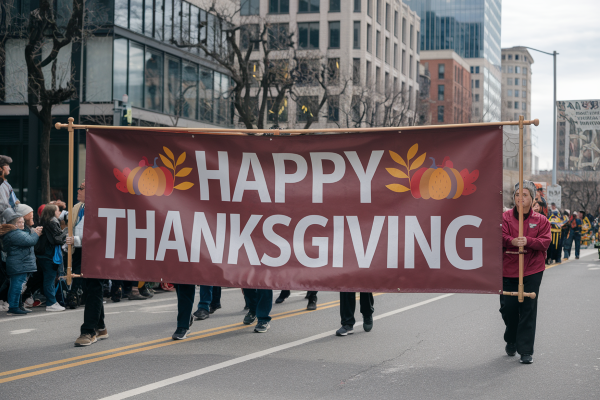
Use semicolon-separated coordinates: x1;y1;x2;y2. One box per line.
46;303;66;312
0;301;8;311
24;297;34;307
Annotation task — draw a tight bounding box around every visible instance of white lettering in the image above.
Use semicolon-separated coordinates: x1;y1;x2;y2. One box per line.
344;151;384;203
190;212;226;263
310;153;346;203
404;216;441;269
347;216;385;268
232;153;271;202
387;216;398;268
228;214;262;265
332;216;344;268
261;215;292;267
445;215;483;270
98;208;126;259
155;211;188;262
294;215;328;268
273;154;308;203
127;209;155;261
195;151;230;201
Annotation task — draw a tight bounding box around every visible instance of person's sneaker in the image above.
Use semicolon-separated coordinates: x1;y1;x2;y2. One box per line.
74;333;97;347
363;315;373;332
505;342;517;356
172;327;189;340
254;321;270;333
193;308;210;320
519;354;533;364
307;299;317;310
66;292;79;309
139;285;154;298
46;302;65;312
24;297;35;307
111;288;122;303
209;304;221;314
275;293;289;304
19;305;32;313
243;311;257;325
336;325;354;336
127;291;148;300
575;257;579;260
95;328;109;340
562;257;569;261
7;308;28;316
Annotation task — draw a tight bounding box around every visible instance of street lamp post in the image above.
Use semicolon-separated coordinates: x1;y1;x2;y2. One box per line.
517;46;558;185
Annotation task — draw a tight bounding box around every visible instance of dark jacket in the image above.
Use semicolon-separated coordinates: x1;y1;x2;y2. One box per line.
38;217;66;260
0;225;38;275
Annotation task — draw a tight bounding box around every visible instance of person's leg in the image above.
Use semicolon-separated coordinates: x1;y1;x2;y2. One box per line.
210;286;222;308
255;289;273;322
555;233;563;262
574;234;581;258
306;291;318;310
7;273;28;310
563;234;572;259
39;258;58;306
275;289;290;304
22;269;43;303
197;285;213;312
175;284;196;328
243;288;258;325
516;272;543;356
339;292;357;327
80;278;105;335
359;292;374;317
499;277;520;348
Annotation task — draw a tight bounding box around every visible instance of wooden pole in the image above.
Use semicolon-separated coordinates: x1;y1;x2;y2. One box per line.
517;115;525;303
66;117;74;286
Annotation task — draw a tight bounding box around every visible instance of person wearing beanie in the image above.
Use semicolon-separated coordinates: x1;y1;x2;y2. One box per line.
500;180;551;364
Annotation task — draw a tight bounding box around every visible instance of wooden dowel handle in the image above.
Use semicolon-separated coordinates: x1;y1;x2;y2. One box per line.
502;291;537;299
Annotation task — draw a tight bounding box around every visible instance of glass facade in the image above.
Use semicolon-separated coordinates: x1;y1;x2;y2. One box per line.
404;0;501;68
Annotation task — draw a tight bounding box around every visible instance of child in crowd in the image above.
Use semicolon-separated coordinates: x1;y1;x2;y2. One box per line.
0;208;42;315
37;204;67;312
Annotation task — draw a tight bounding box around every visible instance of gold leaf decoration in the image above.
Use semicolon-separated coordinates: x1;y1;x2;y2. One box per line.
176;152;186;167
410;153;427;170
386;184;411;193
160;154;174;170
175;167;192;177
389;151;407;168
174;182;194;190
386;168;409;179
163;146;175;161
407;143;418;161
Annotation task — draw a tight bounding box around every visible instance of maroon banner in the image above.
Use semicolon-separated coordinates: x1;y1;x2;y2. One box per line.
82;126;503;293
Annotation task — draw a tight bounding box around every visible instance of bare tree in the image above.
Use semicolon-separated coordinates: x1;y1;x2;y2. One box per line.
559;171;600;214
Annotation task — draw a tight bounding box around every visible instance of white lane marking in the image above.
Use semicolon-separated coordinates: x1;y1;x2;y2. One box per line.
589;267;600;270
10;329;36;335
100;293;454;400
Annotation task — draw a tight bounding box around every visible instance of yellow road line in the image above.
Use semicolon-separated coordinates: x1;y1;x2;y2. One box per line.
1;295;384;384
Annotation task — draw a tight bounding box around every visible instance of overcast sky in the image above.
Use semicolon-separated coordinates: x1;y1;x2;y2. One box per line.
501;0;600;171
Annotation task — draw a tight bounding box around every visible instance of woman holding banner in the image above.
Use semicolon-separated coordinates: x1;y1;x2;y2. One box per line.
500;181;551;364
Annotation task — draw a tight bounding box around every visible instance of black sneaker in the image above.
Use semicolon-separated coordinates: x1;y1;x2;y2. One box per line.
139;284;154;298
243;311;256;325
254;321;270;333
172;327;189;340
275;293;289;304
505;342;517;356
575;257;579;260
336;325;354;336
110;288;122;303
193;308;210;320
307;299;317;310
209;304;221;314
363;315;373;332
519;354;533;364
19;305;32;313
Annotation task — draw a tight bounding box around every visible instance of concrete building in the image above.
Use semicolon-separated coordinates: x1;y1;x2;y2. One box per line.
237;0;421;129
403;0;502;123
419;50;471;124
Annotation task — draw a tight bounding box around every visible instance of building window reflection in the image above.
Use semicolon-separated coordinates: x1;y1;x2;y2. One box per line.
145;49;163;112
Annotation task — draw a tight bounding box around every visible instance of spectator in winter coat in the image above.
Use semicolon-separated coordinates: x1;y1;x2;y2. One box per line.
0;155;19;223
0;208;42;315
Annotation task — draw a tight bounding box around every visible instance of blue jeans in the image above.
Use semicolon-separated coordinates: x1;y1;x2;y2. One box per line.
38;257;58;306
244;289;273;322
8;273;28;309
196;285;213;312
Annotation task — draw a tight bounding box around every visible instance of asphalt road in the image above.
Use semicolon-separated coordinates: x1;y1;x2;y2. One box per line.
1;250;599;400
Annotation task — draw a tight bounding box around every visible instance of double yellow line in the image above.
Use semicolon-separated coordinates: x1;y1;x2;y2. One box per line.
0;296;369;384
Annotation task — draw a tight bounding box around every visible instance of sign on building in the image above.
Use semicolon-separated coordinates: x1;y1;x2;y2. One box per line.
557;100;600;171
547;185;561;209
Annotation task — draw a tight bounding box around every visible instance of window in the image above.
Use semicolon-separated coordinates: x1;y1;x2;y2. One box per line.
522;90;526;98
128;42;144;107
144;0;153;36
507;89;512;97
475;80;479;88
515;54;519;60
394;11;398;37
523;67;527;75
410;24;413;49
522;103;526;111
113;39;127;101
508;54;513;60
515;66;520;73
524;56;528;62
164;0;173;42
514;112;518;120
474;94;479;102
385;3;390;31
515;78;520;85
385;37;389;63
401;49;406;73
298;22;319;49
366;24;372;53
329;21;340;48
354;0;361;12
376;0;381;24
269;0;289;14
514;101;519;109
470;66;473;73
437;105;444;122
173;0;182;43
375;66;381;92
508;66;513;73
366;61;372;86
438;84;444;101
353;21;360;49
330;0;340;12
409;55;413;78
353;58;360;85
376;31;381;58
165;56;181;115
384;72;389;95
248;62;260;86
508;101;512;109
267;98;288;122
299;0;320;13
145;48;163;112
507;78;513;85
241;0;260;15
475;66;479;73
182;62;198;119
129;0;143;33
328;96;339;122
86;37;112;103
367;0;372;17
402;17;406;43
189;6;199;52
393;43;398;69
328;58;340;85
474;107;479;116
514;89;519;97
297;59;320;86
268;23;290;49
199;66;213;122
522;79;527;87
154;0;164;40
438;63;445;79
240;24;260;52
297;96;319;122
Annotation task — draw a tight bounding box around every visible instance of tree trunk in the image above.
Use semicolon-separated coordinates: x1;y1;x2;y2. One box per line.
38;106;52;204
